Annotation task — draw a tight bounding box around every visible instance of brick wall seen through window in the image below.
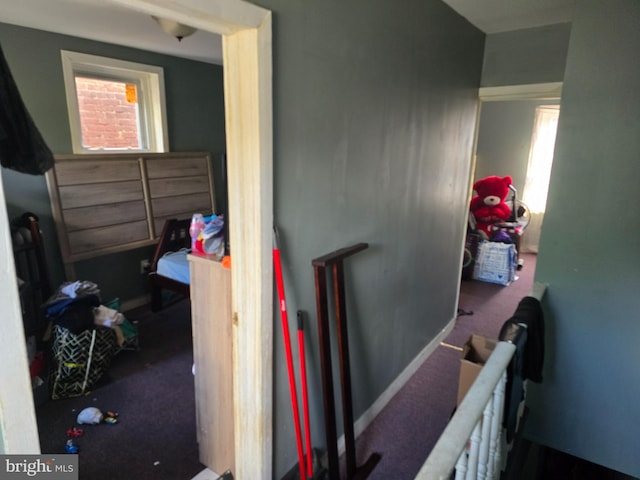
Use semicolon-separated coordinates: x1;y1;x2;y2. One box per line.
75;77;141;150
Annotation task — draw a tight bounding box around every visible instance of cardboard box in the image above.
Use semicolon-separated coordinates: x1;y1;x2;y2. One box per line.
457;334;498;406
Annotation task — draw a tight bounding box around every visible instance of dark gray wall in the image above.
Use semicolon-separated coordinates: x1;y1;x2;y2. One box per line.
258;0;484;476
0;23;225;300
524;1;640;477
3;3;487;476
475;100;559;190
482;23;571;87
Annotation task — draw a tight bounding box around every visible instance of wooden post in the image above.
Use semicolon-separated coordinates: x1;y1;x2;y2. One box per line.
312;243;381;480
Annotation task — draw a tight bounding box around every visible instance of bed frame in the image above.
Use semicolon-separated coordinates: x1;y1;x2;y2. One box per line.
149;218;192;312
12;214;52;341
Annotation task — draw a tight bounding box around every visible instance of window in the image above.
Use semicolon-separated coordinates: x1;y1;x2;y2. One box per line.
522;105;560;214
61;51;169;153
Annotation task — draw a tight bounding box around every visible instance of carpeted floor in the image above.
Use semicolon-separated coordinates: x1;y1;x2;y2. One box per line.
35;299;205;480
351;253;538;480
35;254;537;480
35;255;637;480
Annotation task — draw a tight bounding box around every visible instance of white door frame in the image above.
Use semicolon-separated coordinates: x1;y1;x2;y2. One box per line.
471;81;563;183
468;81;563;199
455;82;562;305
0;181;41;454
1;1;274;478
109;3;274;478
478;82;563;103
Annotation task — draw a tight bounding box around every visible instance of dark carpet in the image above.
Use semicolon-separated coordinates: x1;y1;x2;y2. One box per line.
35;255;536;480
36;299;205;480
351;253;537;480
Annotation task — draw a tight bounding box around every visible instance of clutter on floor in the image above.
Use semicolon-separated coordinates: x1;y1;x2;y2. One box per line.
62;407;121;454
470;175;514;239
472;241;518;286
465;175;531;285
35;299;211;479
44;281;139;400
67;427;83;437
456;334;498;406
77;407;104;425
65;439;79;454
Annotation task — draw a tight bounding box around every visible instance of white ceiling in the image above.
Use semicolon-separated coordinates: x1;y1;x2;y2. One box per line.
441;0;575;33
0;0;223;65
0;0;575;66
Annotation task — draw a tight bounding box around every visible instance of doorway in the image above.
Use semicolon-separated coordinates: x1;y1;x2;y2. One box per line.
101;2;274;478
2;1;274;478
455;83;562;357
469;82;562;279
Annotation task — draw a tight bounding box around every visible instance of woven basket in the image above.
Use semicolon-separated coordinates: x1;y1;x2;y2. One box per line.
50;324;117;399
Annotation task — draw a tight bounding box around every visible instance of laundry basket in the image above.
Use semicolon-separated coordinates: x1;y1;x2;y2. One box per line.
50;324;117;399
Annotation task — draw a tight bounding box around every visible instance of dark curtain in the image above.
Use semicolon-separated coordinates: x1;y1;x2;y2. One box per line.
0;43;53;175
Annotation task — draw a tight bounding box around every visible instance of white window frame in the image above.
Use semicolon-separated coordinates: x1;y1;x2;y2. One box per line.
61;50;169;153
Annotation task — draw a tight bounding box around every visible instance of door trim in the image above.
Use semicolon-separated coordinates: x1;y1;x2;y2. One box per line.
88;1;274;477
479;82;563;102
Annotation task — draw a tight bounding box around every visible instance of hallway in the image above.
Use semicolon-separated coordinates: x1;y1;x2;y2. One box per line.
351;254;537;479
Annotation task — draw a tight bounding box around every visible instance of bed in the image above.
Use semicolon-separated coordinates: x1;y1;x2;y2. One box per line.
149;218;193;311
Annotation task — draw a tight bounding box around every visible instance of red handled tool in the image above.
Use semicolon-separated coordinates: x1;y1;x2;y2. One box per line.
273;228;306;480
298;310;313;478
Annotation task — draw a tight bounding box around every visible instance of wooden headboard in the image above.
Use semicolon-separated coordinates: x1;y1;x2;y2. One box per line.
45;152;216;278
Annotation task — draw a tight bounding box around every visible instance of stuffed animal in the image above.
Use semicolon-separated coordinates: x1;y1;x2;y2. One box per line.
470;175;513;238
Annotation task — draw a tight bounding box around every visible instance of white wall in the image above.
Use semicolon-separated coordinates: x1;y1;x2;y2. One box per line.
0;169;40;454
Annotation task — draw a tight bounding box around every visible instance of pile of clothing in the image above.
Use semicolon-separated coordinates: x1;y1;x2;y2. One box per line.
45;281;138;399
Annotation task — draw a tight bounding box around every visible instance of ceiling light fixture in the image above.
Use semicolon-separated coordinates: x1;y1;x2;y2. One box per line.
152;16;197;42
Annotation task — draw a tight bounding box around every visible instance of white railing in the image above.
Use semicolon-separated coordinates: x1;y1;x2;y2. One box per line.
416;282;547;480
415;341;515;480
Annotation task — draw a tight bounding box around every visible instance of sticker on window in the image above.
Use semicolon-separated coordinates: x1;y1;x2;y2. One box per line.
126;84;138;103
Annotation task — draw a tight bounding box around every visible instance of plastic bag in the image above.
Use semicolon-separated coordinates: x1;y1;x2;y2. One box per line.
473;241;517;286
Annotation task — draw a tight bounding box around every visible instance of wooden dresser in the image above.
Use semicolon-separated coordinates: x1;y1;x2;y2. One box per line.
188;254;234;474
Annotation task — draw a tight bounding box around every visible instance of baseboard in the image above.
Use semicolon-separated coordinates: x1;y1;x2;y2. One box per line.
121;294;150;313
336;315;457;455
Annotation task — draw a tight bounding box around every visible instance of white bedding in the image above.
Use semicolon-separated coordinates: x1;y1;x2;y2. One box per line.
157;249;190;284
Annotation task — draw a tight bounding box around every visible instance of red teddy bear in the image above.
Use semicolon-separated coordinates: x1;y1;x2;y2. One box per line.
470;175;513;238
